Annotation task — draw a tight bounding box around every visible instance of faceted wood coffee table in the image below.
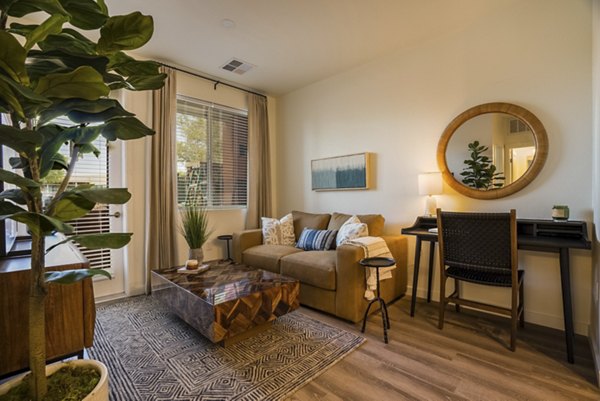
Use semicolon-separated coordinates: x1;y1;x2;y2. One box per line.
152;262;300;345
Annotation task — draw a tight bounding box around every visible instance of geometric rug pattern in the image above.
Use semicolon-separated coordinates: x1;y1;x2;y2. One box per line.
88;296;365;401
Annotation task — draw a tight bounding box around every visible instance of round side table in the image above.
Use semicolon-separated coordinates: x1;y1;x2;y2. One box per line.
359;256;395;344
217;234;233;262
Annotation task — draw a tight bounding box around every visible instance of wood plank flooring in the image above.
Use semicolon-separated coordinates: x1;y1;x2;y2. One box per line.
288;297;600;401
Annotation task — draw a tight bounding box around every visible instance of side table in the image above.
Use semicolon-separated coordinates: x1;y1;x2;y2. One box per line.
217;234;233;261
359;256;395;344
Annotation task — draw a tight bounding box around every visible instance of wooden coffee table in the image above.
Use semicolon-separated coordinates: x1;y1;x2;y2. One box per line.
152;262;300;345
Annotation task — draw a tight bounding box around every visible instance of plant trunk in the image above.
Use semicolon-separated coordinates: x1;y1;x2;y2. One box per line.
29;233;47;401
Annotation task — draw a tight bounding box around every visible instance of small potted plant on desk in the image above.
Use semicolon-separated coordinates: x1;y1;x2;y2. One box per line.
0;1;165;399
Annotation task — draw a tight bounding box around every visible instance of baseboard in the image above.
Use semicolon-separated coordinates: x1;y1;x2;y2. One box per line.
589;325;600;387
408;286;589;335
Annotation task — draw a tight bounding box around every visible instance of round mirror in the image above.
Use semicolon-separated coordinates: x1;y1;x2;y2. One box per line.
437;103;548;199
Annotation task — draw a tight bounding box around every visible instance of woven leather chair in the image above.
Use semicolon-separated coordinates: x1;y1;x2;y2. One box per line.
436;209;524;351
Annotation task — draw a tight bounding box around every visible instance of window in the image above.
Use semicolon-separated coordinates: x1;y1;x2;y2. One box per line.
176;96;248;208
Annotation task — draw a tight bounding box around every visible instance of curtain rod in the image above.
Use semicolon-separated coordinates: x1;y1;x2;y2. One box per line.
158;62;267;99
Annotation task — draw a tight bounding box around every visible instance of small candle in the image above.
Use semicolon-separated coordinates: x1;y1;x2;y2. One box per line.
186;259;199;270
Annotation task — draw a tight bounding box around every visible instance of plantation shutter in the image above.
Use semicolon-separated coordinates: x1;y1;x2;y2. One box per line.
176;97;248;208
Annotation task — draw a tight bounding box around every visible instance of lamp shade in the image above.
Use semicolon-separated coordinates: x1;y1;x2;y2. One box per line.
418;172;443;196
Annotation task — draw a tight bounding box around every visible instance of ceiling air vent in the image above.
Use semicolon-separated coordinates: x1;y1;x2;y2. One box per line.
221;58;255;75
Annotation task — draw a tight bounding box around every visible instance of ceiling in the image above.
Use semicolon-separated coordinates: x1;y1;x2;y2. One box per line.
106;0;520;96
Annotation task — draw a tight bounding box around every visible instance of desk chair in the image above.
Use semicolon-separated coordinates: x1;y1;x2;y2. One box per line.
436;209;524;351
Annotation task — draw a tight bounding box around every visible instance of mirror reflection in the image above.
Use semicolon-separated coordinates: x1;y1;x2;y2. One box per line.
446;113;535;190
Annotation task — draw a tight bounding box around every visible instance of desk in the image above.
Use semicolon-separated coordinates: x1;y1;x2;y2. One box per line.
402;216;591;364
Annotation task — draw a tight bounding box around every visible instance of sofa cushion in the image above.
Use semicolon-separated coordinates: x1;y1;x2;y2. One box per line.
280;251;336;290
291;211;331;240
243;245;303;273
336;221;368;246
296;228;338;251
261;213;295;245
328;212;385;236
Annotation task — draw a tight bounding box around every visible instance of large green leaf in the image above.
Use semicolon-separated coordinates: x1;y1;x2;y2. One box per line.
0;79;25;118
10;212;73;236
77;143;100;157
0;200;25;217
51;192;96;221
24;14;70;50
58;0;107;30
108;52;161;76
3;0;68;18
38;33;96;56
45;268;111;284
0;74;52;117
0;31;28;84
74;187;131;204
0;189;27;205
0;168;40;190
35;66;110;100
38;98;134;126
47;232;132;253
0;125;43;155
25;59;68;82
100;117;154;141
28;49;109;75
97;12;153;54
126;73;166;91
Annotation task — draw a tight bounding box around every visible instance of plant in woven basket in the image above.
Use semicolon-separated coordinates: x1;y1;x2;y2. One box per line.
0;1;165;399
460;141;505;190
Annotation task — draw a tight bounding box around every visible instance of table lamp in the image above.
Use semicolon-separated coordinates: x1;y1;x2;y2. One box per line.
418;172;443;216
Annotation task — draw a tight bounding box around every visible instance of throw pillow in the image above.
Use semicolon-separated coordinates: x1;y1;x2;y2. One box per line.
336;215;369;246
261;213;295;245
296;228;338;251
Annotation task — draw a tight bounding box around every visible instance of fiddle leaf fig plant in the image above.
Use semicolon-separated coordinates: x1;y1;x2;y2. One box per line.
0;1;165;399
460;140;505;190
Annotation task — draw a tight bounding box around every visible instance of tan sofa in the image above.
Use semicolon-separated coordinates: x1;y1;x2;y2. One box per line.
233;211;407;323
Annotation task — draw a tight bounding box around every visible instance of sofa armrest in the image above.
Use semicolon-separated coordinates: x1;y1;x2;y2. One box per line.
381;235;408;299
334;244;366;321
232;229;262;264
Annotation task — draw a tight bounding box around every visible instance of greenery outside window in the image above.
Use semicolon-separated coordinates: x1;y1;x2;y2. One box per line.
176;96;248;208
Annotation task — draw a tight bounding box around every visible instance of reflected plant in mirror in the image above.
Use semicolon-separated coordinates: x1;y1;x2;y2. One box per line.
461;141;505;189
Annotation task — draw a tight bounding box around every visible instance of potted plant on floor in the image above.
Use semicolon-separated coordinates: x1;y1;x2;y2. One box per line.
0;1;165;399
180;203;212;265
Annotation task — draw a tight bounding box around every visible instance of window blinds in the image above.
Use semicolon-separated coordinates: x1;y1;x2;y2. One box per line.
176;96;248;208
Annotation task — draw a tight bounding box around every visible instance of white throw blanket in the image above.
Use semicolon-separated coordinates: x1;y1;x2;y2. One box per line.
345;236;396;300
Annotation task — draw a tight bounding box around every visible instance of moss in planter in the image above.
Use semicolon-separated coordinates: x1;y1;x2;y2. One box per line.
0;366;100;401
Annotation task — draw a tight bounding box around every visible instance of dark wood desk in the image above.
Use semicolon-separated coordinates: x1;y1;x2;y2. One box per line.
402;216;591;364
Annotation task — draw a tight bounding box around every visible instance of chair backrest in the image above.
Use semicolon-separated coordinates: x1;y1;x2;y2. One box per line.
437;210;517;274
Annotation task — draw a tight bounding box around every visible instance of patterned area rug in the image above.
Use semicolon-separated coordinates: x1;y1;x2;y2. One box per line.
89;296;364;401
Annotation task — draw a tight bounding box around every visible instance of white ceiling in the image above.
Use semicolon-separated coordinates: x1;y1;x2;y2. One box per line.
106;0;520;96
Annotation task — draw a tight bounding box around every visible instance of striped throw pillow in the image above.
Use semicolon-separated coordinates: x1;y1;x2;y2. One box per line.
296;228;338;251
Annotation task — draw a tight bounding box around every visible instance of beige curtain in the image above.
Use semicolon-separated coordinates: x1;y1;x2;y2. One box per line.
146;66;179;292
245;94;272;228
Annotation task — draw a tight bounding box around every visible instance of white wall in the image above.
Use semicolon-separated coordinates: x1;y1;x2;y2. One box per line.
276;0;593;334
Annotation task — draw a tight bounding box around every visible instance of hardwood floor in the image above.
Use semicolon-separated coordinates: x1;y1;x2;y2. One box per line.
288;297;600;401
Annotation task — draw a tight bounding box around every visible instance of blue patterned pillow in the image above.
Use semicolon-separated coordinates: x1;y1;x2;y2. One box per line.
296;228;338;251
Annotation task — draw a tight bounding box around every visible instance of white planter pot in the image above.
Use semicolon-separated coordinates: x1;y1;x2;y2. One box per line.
0;359;109;401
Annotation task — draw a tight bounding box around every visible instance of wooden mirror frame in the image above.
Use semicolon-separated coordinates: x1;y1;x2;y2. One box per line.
437;102;548;199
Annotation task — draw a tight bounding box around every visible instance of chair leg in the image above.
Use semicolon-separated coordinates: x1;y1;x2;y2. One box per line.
454;278;461;313
510;283;518;352
438;274;447;330
519;281;525;328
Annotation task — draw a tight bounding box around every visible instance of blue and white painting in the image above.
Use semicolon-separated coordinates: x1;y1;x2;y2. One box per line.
311;153;370;191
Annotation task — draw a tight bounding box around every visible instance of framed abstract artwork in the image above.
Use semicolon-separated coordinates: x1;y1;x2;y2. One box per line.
311;152;371;191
